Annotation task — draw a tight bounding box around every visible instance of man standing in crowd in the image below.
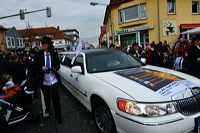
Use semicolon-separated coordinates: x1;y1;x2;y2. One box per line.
188;36;200;78
34;36;63;124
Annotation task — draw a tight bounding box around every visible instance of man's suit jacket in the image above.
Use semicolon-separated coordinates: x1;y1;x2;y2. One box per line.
188;44;200;78
34;50;61;87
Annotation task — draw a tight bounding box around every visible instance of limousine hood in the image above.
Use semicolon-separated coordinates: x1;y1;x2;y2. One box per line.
93;66;199;102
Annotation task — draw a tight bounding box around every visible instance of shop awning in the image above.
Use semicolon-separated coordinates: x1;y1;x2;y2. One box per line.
181;27;200;34
180;24;200;28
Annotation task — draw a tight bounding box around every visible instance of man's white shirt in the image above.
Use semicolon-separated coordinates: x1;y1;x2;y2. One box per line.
43;51;58;86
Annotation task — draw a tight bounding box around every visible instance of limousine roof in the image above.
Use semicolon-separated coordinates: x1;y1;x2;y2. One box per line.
59;49;120;55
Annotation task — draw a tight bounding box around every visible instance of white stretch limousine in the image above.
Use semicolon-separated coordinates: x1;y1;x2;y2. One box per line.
58;49;200;133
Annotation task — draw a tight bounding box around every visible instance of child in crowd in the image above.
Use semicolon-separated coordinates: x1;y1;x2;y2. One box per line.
0;74;20;100
2;75;15;92
173;51;185;72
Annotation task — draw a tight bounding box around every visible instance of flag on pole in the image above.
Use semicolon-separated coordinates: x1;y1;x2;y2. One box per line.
75;40;82;57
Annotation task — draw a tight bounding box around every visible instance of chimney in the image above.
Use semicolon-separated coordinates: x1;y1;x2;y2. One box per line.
57;26;60;30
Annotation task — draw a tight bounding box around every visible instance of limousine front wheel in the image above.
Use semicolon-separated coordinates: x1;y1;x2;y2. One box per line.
93;104;117;133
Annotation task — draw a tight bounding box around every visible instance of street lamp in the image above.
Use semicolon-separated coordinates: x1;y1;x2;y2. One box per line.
90;2;107;6
90;2;112;48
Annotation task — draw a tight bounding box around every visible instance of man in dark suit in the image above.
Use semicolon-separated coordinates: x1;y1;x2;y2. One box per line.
34;36;63;124
188;36;200;79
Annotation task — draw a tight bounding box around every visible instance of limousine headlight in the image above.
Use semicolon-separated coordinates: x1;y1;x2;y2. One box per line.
117;99;177;117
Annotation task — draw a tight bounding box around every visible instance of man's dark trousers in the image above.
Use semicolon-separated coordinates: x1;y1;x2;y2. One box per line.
41;82;62;121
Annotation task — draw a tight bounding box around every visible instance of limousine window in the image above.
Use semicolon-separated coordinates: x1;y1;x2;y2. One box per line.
73;54;84;73
62;54;75;67
58;54;65;62
86;50;142;73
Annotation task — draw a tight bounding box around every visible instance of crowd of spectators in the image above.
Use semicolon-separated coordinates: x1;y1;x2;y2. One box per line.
108;36;200;79
0;49;37;98
1;36;200;92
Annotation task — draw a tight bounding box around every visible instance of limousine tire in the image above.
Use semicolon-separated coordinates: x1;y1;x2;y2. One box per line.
92;99;117;133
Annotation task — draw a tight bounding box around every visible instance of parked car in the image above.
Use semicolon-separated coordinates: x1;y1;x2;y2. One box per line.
58;49;200;133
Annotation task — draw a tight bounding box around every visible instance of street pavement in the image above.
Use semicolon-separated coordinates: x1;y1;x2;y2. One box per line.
9;84;97;133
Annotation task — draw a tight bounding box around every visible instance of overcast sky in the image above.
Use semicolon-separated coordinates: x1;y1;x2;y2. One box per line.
0;0;109;45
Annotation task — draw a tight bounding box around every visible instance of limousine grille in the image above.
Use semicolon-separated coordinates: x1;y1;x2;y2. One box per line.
173;92;200;116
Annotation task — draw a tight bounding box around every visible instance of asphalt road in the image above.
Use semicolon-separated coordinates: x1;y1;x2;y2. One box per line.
9;84;97;133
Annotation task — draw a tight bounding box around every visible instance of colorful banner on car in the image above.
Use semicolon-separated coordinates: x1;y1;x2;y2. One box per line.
115;68;197;98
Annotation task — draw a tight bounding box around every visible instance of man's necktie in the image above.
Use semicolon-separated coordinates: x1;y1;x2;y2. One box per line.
46;53;50;73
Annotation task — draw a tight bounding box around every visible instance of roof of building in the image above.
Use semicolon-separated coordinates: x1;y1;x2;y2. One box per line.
60;29;79;34
103;0;132;25
110;0;132;6
18;26;65;41
0;25;7;31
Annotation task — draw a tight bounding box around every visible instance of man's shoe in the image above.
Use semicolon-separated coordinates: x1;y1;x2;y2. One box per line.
44;109;49;117
43;112;49;117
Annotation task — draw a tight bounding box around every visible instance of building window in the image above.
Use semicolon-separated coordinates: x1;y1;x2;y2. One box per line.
192;1;199;14
118;3;147;23
167;0;176;14
140;3;147;19
17;38;20;47
6;37;15;48
20;39;23;47
7;37;11;47
11;38;15;47
124;5;139;22
17;38;23;47
118;10;123;24
25;42;30;47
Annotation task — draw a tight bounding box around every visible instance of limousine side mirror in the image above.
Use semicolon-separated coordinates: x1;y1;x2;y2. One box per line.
71;66;82;74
